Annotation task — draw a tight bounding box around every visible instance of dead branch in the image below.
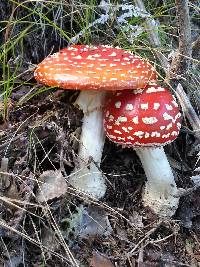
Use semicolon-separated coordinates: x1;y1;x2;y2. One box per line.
192;35;200;61
168;0;192;78
134;0;169;71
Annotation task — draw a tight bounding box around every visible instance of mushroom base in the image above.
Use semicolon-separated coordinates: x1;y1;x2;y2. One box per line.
70;163;106;199
69;90;107;199
136;147;179;218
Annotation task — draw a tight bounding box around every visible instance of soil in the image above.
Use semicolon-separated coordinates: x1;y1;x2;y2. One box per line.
0;1;200;266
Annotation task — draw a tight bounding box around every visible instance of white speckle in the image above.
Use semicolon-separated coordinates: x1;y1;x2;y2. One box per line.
163;112;173;121
142;117;158;124
110;78;118;81
76;70;83;74
146;86;165;93
110;64;116;67
116;92;122;96
107;125;112;129
38;72;43;77
132;116;139;124
114;130;122;135
145;132;150;138
127;136;135;140
94;77;100;79
121;63;127;66
105;111;109;117
100;64;107;67
87;64;95;68
166;123;173;130
109;115;114;121
153;103;160;110
151;132;161;137
122;127;129;133
133;89;143;94
172;100;179;107
73;55;82;59
160;126;165;130
87;71;96;74
171;131;178;136
162;133;170;138
175;112;181;120
98;58;108;61
115;116;128;125
123;57;130;61
117;137;125;141
96;67;103;71
128;126;133;130
93;54;101;57
115;101;121;108
113;59;121;62
141;103;149;110
133;131;144;137
177;122;181;129
121;74;126;77
86;55;95;60
108;52;117;57
125;104;134;111
165;104;173;110
108;134;116;139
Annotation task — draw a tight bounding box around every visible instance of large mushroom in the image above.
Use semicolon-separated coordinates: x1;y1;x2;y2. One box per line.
34;44;157;199
104;85;182;217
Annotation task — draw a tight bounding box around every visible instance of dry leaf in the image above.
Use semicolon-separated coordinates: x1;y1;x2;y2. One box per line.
36;170;67;202
90;251;114;267
78;206;112;238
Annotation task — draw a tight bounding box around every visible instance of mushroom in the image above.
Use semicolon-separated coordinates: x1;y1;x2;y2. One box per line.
104;85;182;217
34;44;157;199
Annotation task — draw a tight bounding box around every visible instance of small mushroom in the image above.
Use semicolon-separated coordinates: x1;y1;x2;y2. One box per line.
104;85;182;217
34;45;157;199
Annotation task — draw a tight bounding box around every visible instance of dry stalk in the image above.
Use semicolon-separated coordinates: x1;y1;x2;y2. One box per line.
134;0;200;142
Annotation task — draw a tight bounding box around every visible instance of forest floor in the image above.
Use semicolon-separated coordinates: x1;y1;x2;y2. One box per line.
0;1;200;266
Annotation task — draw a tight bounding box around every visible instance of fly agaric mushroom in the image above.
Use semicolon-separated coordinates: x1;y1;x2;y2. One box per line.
34;44;157;199
104;85;182;217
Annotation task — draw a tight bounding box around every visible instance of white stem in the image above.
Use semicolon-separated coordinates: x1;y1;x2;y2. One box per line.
69;90;107;199
136;147;179;217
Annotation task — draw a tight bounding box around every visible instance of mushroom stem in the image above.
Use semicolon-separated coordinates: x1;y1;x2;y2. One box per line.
69;90;107;199
136;147;179;217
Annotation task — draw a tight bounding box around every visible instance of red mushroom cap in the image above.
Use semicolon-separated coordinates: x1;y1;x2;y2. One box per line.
34;45;157;91
104;85;182;147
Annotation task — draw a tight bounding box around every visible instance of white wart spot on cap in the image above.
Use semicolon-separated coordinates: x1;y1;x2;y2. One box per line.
153;103;160;110
146;86;165;93
108;52;117;57
133;131;144;137
122;127;129;133
115;116;128;125
142;117;158;124
133;89;144;95
114;130;122;135
125;104;134;111
172;100;179;107
151;132;161;137
132;116;139;124
171;131;178;136
165;104;173;110
115;101;121;108
141;103;148;110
